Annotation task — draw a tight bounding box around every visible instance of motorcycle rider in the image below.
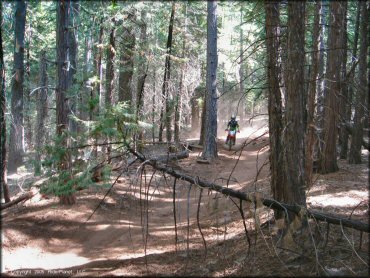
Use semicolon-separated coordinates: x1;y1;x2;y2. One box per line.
225;114;240;145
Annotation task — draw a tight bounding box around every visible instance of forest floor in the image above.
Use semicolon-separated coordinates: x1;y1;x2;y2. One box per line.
2;117;369;277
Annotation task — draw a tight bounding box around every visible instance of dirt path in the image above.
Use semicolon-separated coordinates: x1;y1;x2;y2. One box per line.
2;121;369;277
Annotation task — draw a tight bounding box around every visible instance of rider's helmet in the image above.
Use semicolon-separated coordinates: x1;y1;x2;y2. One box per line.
231;114;236;120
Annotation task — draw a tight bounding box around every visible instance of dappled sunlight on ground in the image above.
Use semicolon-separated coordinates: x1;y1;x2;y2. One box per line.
307;189;368;207
2;122;368;276
2;247;90;272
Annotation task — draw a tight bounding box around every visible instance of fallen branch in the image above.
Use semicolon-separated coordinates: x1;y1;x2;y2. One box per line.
1;191;35;210
128;147;369;233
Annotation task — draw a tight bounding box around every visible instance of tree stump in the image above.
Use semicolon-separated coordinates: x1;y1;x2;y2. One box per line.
59;194;76;205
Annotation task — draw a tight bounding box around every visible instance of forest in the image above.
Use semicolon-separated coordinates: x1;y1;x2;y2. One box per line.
1;0;369;276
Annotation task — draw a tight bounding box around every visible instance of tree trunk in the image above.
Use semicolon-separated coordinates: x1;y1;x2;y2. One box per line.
315;0;327;158
348;1;368;164
319;1;344;173
159;3;176;142
24;20;32;151
201;1;218;160
284;0;307;208
136;10;148;123
34;51;48;176
105;20;116;109
118;9;136;104
1;1;11;203
239;6;245;121
8;0;27;173
56;0;73;204
152;67;156;142
265;0;285;219
342;1;361;159
96;17;104;112
338;1;349;159
82;28;92;124
191;95;200;134
199;95;206;146
305;1;321;187
174;3;187;143
68;1;79;134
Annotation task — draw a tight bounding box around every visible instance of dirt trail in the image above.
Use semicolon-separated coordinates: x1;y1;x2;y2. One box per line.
2;119;369;277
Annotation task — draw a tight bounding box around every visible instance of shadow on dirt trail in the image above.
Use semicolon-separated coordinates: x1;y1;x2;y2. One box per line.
2;115;369;276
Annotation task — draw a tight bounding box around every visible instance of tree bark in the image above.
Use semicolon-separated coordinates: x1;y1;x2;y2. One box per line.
96;17;104;112
201;1;218;160
338;1;349;159
349;1;368;164
152;67;156;142
305;1;321;187
136;10;148;123
239;6;245;121
284;1;307;209
191;95;200;134
56;0;72;175
319;1;344;173
1;1;11;203
34;51;48;176
342;1;361;159
159;3;176;142
118;9;136;104
199;95;206;146
265;0;285;219
82;28;92;124
24;20;32;150
174;3;187;143
105;19;116;109
315;0;327;158
8;0;27;173
68;1;79;134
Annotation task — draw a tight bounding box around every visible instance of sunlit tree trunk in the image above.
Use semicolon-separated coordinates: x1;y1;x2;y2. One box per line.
239;6;245;121
0;1;11;202
315;0;327;157
201;1;218;160
349;1;368;164
8;0;27;173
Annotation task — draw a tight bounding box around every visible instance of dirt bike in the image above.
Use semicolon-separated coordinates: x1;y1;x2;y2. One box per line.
225;129;237;151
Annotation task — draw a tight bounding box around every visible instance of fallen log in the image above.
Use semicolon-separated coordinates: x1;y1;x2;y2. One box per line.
1;191;35;210
128;148;369;233
149;150;189;162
